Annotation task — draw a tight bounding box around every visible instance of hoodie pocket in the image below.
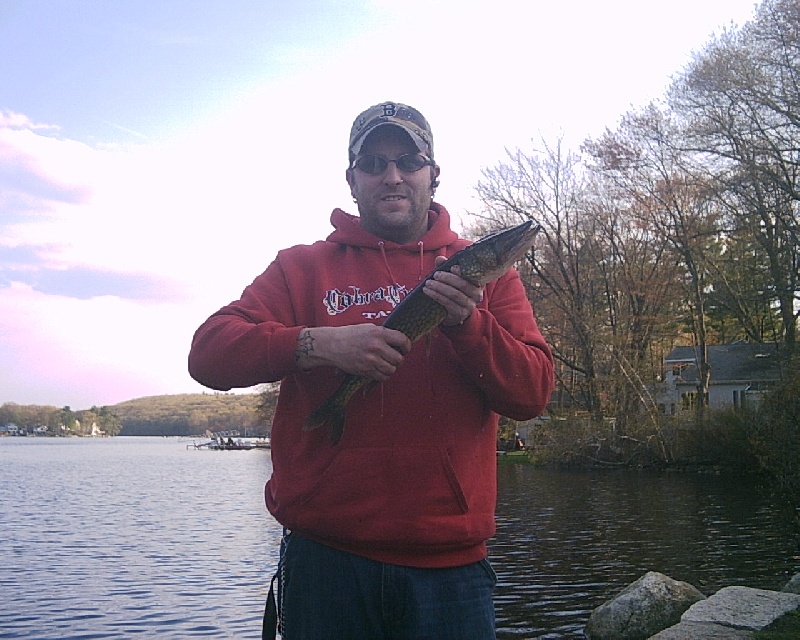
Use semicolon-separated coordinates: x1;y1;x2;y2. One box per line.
288;446;473;549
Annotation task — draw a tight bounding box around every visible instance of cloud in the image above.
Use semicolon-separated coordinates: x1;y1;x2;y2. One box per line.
0;119;188;304
0;101;344;406
0;110;59;131
27;267;176;301
0;246;187;302
0;281;208;407
0;138;92;208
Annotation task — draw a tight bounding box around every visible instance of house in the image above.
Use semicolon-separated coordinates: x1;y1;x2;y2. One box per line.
659;342;785;414
0;423;23;436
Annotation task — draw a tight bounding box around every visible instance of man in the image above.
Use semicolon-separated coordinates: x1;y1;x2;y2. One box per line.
188;101;554;639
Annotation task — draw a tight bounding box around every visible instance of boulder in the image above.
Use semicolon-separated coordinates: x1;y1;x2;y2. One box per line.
783;572;800;594
681;585;800;630
584;572;705;640
648;620;754;639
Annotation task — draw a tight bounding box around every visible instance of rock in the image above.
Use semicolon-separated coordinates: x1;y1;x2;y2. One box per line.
647;620;754;639
584;571;706;640
783;572;800;594
681;586;800;631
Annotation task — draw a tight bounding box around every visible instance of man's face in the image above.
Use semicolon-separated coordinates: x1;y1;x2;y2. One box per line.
346;126;440;245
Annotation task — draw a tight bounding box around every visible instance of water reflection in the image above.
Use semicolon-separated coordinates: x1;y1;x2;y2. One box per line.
491;465;800;639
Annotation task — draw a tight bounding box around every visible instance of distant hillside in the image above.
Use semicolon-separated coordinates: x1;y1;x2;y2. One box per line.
113;391;273;437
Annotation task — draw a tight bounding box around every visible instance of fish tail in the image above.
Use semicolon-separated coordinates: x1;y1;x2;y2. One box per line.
303;375;366;444
328;412;347;445
303;395;347;444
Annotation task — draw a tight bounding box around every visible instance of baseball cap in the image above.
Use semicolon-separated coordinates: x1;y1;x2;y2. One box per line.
348;101;434;160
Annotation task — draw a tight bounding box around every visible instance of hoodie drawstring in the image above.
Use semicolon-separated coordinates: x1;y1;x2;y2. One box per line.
376;239;437;408
378;240;429;283
377;241;395;283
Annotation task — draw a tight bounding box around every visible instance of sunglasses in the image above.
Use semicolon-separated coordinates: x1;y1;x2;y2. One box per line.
352;153;432;175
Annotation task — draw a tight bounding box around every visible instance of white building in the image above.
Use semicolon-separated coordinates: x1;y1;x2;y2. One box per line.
659;342;785;415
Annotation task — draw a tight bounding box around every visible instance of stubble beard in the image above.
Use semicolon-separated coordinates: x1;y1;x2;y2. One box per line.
358;189;432;244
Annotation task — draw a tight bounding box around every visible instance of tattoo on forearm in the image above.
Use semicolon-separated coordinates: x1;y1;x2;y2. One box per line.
295;329;315;362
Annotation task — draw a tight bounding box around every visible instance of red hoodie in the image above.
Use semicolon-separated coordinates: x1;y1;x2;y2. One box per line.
188;204;553;568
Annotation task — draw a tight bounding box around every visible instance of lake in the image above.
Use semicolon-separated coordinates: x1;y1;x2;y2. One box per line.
1;437;798;639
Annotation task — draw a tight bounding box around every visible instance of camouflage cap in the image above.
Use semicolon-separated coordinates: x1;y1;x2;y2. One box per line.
348;101;434;160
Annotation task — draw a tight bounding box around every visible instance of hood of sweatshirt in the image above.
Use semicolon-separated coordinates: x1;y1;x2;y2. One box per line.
326;202;459;253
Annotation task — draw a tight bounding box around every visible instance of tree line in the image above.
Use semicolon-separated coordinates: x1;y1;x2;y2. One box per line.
0;403;124;436
0;387;279;437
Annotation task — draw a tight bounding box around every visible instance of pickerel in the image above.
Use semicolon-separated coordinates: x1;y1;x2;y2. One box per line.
304;220;542;444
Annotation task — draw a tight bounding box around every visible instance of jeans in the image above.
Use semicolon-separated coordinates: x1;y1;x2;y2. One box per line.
276;532;497;640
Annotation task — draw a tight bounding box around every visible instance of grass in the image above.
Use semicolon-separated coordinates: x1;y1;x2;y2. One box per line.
496;450;531;463
753;609;800;639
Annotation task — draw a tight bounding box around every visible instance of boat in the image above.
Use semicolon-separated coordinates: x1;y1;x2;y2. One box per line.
187;430;271;451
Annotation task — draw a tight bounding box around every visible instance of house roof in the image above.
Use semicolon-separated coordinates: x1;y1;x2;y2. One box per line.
665;342;785;384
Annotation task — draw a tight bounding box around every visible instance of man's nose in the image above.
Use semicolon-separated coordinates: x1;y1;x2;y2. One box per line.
382;161;404;184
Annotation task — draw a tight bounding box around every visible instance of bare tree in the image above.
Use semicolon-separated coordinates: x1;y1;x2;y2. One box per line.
586;181;683;433
476;135;681;442
670;0;800;354
476;138;609;423
584;105;721;424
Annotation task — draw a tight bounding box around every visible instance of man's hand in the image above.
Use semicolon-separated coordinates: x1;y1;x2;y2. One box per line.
296;324;411;381
423;257;485;327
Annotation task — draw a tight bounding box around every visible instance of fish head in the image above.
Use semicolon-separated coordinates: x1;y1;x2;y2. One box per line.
457;221;541;285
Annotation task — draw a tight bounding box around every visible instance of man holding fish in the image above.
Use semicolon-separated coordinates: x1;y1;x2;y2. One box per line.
188;101;554;639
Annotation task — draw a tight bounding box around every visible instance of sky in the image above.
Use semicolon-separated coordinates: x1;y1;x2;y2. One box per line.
0;0;760;409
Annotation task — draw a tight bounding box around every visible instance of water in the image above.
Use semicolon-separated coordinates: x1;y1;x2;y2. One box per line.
1;438;798;639
492;465;800;638
1;437;281;639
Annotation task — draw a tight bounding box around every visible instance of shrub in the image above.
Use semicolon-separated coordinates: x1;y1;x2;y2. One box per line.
751;372;800;498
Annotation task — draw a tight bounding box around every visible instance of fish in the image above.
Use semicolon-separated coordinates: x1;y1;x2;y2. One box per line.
304;220;542;444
